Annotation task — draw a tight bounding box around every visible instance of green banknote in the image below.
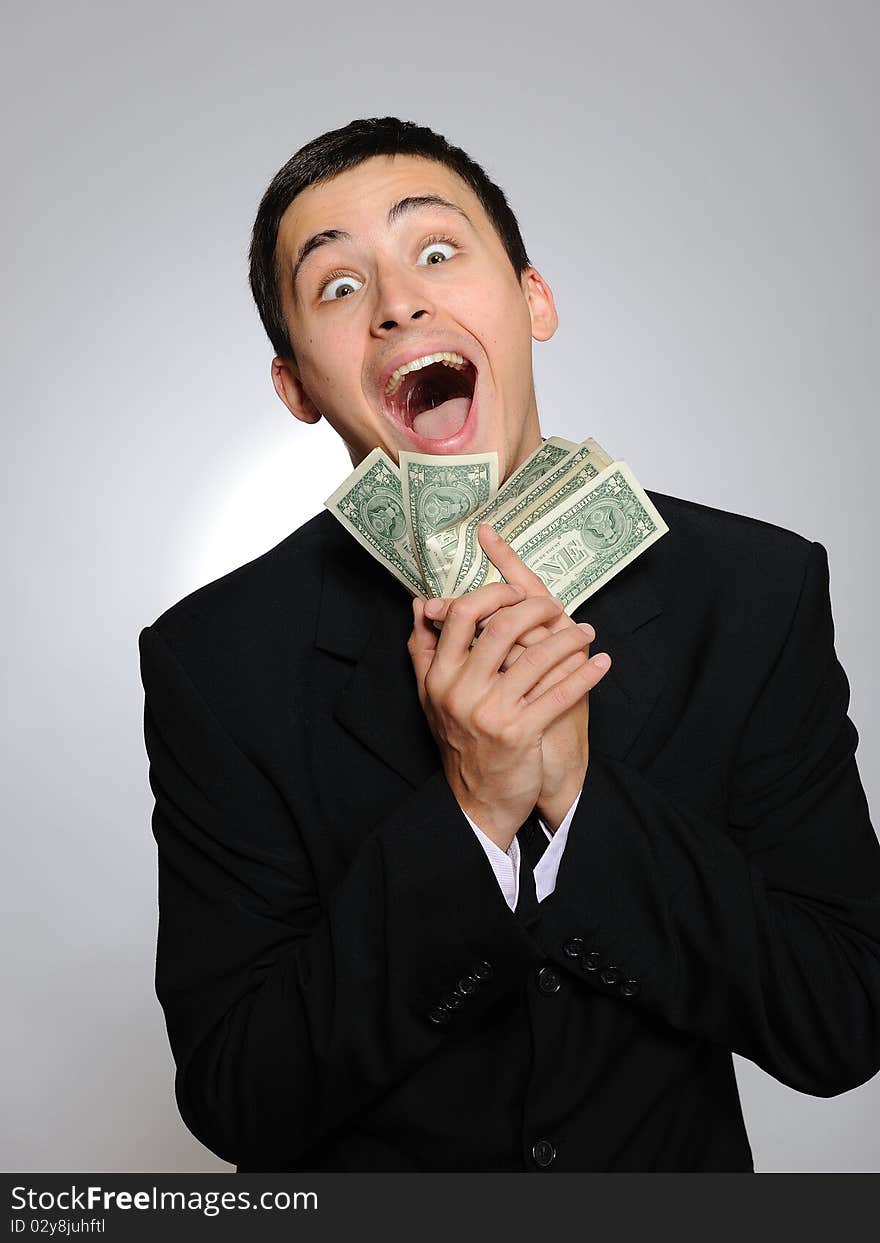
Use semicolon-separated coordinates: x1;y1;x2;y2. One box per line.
439;436;579;596
399;450;499;598
502;460;669;612
445;437;613;596
324;436;668;615
323;446;426;596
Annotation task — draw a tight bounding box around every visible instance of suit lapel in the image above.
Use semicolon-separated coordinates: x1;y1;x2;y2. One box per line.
316;543;442;787
570;553;667;763
315;515;668;788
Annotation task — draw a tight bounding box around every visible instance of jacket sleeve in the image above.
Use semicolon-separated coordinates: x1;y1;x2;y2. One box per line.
138;623;542;1170
532;540;880;1097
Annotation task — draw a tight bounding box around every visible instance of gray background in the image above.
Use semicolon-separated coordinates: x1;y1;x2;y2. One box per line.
2;0;877;1172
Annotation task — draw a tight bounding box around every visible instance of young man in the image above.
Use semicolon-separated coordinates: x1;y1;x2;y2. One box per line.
139;117;880;1173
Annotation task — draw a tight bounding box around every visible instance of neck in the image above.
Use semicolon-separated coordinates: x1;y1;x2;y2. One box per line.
503;416;544;483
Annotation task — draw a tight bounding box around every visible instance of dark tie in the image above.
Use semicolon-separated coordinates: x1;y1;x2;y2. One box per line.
517;809;550;869
514;810;549;926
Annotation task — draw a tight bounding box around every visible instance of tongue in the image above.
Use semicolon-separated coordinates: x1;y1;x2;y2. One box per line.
411;396;472;440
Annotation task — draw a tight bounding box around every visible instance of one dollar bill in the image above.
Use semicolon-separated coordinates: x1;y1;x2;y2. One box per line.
324;436;668;614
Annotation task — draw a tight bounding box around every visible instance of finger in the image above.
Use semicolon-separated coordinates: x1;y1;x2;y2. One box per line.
531;617;594;644
406;597;440;705
426;590;540;654
429;583;526;672
521;650;612;734
502;619;595;669
466;595;568;679
478;603;563;639
426;588;588;648
422;595;452;630
500;628;551;671
500;639;529;672
513;611;581;645
495;623;594;708
522;647;592;704
423;582;523;627
477;523;549;595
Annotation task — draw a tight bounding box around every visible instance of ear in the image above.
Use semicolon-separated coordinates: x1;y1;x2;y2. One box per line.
271;356;322;425
521;266;558;343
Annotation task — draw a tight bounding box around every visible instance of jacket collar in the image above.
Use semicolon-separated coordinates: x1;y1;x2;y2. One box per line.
315;505;668;788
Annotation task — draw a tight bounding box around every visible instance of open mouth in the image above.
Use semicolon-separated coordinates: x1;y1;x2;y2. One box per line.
383;358;477;441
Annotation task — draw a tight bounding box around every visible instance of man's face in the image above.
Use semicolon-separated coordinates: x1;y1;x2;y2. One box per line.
271;154;558;483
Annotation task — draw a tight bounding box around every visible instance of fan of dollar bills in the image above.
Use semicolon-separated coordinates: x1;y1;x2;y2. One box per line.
324;436;668;617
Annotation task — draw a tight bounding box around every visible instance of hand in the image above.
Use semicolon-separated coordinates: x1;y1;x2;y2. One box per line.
424;524;612;830
407;582;598;850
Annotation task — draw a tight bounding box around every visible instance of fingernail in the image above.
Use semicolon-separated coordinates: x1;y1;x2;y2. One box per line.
480;524;499;540
577;622;596;639
424;598;443;617
591;652;611;669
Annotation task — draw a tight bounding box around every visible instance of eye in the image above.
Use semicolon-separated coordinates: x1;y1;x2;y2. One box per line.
317;234;460;302
417;233;459;265
319;270;365;302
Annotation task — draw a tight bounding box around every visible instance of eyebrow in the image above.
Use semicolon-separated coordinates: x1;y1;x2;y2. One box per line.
289;194;474;299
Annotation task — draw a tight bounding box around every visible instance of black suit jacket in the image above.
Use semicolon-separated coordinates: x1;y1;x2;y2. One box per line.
138;488;880;1172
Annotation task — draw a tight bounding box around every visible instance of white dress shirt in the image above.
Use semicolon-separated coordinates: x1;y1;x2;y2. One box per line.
461;789;583;910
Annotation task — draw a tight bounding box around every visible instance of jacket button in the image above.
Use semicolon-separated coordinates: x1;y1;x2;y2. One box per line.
581;950;602;972
472;961;494;980
531;1138;557;1167
620;978;640;997
456;975;478;995
537;966;562;994
428;1005;451;1025
563;937;585;958
442;991;465;1010
600;966;622;985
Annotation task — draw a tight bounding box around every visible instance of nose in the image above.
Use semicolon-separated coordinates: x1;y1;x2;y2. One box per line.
376;306;429;331
371;264;435;333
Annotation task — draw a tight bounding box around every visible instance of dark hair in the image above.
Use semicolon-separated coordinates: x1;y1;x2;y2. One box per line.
248;116;532;363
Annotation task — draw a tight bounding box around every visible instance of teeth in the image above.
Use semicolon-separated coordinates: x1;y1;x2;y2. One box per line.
384;351;469;397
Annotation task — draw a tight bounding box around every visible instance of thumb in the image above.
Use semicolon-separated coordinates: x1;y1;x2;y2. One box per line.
407;597;438;708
